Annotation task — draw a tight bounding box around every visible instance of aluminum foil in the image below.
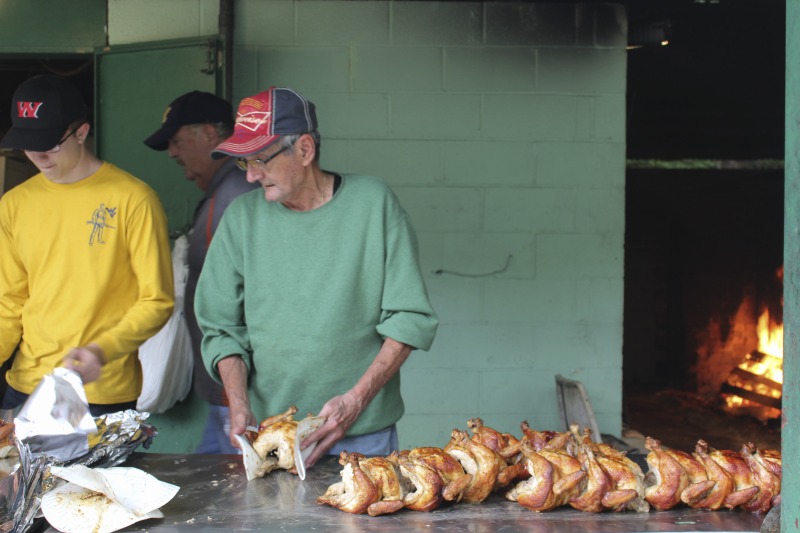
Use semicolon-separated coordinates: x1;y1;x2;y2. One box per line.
0;438;48;533
71;410;156;469
14;369;97;463
0;410;156;533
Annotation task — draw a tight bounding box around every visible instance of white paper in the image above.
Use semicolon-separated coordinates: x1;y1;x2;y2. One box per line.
42;482;164;533
234;433;263;482
293;416;325;481
43;464;179;533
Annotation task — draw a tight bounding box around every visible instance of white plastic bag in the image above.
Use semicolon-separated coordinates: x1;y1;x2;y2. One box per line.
136;235;193;413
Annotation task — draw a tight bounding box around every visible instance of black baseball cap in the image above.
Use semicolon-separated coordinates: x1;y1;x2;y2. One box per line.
144;91;234;151
0;75;87;152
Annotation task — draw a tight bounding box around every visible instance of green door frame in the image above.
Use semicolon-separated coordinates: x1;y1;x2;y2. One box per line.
784;0;798;531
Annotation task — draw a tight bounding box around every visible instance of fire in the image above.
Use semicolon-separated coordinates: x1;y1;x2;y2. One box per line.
757;308;783;360
723;307;783;418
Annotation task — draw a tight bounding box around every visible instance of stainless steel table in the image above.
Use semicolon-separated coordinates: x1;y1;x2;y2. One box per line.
43;453;767;532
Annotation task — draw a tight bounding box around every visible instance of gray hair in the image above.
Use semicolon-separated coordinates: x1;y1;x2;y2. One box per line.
281;131;321;162
188;122;233;140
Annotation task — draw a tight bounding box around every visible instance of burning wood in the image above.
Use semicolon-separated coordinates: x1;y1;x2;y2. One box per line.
720;383;781;410
729;366;782;394
722;348;782;419
700;267;783;422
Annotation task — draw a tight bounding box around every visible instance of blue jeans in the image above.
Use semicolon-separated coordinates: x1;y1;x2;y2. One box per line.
326;424;399;457
1;385;136;417
195;404;239;454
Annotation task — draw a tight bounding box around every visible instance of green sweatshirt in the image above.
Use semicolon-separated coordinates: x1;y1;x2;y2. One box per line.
195;174;438;436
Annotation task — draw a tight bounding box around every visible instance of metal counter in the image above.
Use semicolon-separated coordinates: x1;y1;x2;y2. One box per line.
42;453;766;533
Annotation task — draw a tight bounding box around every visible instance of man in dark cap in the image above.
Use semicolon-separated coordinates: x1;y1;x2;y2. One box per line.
195;87;438;467
145;91;257;453
0;75;174;415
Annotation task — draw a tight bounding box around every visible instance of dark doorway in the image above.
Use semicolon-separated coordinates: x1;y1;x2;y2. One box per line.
622;1;785;450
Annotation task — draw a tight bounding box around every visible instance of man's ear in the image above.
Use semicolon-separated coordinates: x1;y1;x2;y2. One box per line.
201;123;219;144
77;122;91;143
297;133;317;164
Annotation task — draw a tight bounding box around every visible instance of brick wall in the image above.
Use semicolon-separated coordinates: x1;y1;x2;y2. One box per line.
228;1;627;447
105;0;627;449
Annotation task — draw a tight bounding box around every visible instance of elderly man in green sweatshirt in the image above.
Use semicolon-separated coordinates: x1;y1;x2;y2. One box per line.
195;86;438;466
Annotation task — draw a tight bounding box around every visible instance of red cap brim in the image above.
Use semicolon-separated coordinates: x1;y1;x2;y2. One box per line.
211;130;281;160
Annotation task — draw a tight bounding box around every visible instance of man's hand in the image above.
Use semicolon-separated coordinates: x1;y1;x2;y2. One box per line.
302;391;363;467
61;343;105;383
300;338;413;467
228;404;257;449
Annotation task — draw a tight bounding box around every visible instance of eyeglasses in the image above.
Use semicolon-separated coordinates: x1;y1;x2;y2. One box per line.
235;145;291;172
45;126;81;153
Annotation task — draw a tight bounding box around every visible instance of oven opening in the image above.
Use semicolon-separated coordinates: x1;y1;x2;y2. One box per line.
622;166;783;452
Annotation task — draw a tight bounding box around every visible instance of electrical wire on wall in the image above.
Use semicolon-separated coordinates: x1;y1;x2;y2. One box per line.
434;254;513;278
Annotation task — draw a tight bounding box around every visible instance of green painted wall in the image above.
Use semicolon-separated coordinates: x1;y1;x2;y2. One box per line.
784;1;798;530
230;1;627;450
0;1;627;455
0;0;106;53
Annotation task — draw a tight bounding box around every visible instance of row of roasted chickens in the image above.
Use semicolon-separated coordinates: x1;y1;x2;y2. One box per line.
313;418;781;516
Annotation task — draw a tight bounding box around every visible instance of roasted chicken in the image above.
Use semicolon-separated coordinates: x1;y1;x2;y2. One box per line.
682;439;732;510
251;405;299;476
498;422;568;487
317;451;382;514
406;447;473;502
739;443;781;513
571;427;649;512
506;437;586;512
643;437;692;510
317;451;406;516
387;450;445;512
0;420;16;458
444;429;507;503
467;417;522;464
708;445;760;509
568;443;610;513
318;418;782;518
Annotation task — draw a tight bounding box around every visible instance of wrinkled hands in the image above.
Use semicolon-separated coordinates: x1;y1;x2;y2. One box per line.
302;391;363;468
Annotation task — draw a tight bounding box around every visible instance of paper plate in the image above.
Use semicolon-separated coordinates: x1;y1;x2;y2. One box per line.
42;481;164;533
234;433;264;481
49;464;179;516
293;416;325;481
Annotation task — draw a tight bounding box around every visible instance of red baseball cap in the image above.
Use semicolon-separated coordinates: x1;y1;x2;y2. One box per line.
211;87;317;159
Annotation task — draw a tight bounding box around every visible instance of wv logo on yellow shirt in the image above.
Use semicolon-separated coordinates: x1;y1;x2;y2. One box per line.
87;203;117;245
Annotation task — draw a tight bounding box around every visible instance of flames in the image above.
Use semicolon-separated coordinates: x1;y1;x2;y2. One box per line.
722;269;783;419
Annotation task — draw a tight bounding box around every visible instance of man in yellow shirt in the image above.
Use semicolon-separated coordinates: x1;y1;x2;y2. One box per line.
0;75;174;415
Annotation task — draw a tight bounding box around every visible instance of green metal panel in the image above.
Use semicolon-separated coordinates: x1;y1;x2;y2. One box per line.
784;1;799;530
95;37;222;234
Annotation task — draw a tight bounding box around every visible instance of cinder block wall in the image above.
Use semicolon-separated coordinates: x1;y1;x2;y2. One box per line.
226;1;627;448
0;0;625;452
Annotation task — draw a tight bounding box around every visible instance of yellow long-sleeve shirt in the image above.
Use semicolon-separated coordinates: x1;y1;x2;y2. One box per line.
0;162;174;404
